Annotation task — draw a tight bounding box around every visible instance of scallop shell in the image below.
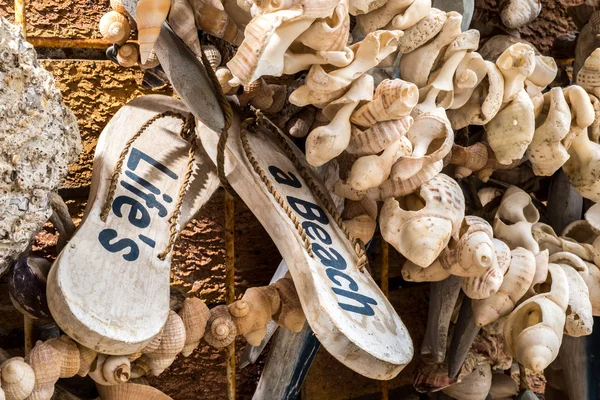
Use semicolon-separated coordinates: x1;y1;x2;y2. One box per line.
178;298;210;357
346;116;413;156
99;11;131;45
203;305;237;349
0;357;35;400
25;341;61;400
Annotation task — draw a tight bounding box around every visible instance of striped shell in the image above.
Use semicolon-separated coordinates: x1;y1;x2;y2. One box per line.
346;116;413;156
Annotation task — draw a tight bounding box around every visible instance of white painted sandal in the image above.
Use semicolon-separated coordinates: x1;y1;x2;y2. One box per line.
198;108;414;380
47;95;219;354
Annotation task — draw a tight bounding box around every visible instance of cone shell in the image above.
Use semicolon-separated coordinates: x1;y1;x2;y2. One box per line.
99;11;131;45
380;173;465;268
96;382;172;400
370;159;443;201
24;341;61;400
442;363;492;400
472;247;536;326
168;0;202;57
202;44;222;71
143;311;185;375
350;79;419;128
179;298;210;357
76;343;97;377
117;43;139;68
272;278;305;332
577;48;600;98
136;0;171;64
45;335;80;379
229;286;280;346
0;357;35;400
499;0;542;29
203;305;237;348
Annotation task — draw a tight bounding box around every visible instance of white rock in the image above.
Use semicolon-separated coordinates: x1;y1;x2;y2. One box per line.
0;18;81;275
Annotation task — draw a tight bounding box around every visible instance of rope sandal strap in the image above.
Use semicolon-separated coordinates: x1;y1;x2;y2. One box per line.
99;111;198;260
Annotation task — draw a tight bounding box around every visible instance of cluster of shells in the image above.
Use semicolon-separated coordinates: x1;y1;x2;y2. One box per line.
2;255;305;400
91;0;600;397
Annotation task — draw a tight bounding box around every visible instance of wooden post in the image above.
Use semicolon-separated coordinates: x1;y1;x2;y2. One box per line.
14;0;26;39
225;191;236;400
380;240;389;400
24;315;34;355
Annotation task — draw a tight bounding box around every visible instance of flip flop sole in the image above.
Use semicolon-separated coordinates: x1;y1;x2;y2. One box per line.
48;95;219;354
198;111;414;380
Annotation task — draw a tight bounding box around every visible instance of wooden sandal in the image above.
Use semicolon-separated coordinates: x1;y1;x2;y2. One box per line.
47;95;219;354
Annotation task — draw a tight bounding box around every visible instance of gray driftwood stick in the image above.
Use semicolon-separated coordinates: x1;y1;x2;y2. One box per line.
447;297;481;378
432;0;474;31
421;276;462;364
547;169;583;235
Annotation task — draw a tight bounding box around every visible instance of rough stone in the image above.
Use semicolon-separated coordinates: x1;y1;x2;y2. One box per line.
0;18;81;276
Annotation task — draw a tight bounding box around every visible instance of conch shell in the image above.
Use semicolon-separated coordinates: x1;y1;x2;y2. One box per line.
346;116;414;156
179;298;210;357
229;285;280;346
350;79;419;128
283;47;354;74
472;247;536;327
526;87;572;176
348;0;387;16
380;173;465;268
577;48;600;98
526;55;558;98
450;52;488;110
296;0;350;52
356;0;415;33
305;74;374;167
387;0;432;30
99;11;131;45
461;238;512;299
493;186;540;254
168;0;202;57
486;89;535;165
563;125;600;202
89;354;131;386
559;264;593;337
137;0;171;63
504;263;568;373
499;0;542;29
496;43;536;104
367;159;443;201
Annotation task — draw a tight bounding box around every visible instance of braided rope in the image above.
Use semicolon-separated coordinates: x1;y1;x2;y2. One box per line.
99;111;198;260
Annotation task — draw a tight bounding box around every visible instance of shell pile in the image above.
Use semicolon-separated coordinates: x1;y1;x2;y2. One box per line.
1;273;304;400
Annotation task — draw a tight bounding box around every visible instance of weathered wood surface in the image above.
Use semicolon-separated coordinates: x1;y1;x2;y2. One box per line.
47;95;219;354
447;297;480;378
548;169;583;235
199;110;413;379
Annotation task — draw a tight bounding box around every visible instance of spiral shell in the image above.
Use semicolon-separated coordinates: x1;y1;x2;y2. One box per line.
493;186;540;254
89;354;131;385
461;239;511;300
203;305;237;349
110;0;128;14
297;0;349;52
142;311;185;375
202;45;222;71
499;0;542;29
577;48;600;98
179;298;210;357
347;116;413;156
0;358;35;400
24;341;61;400
76;343;97;377
96;382;172;400
136;0;171;64
117;43;139;68
168;0;202;57
229;286;280;346
272;278;306;332
46;335;80;378
99;11;131;45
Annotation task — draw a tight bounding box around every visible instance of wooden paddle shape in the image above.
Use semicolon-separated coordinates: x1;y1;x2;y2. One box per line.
47;95;220;354
198;110;414;379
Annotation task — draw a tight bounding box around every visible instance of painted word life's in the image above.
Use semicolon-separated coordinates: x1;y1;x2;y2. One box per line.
268;165;378;317
98;147;177;261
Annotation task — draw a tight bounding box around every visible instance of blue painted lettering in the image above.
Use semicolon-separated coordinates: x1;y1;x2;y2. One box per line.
332;288;378;317
268;166;302;188
326;268;358;291
99;229;140;261
302;221;332;245
112;195;151;229
127;147;178;180
287;196;329;224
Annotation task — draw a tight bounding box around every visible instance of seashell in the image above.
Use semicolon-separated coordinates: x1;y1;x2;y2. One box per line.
332;179;369;201
190;0;244;45
504;263;568;373
250;0;339;18
99;11;131;45
448;143;489;179
203;305;237;348
396;7;446;54
493;186;540;253
297;0;349;52
45;335;80;378
272;277;306;332
202;44;222;71
577;48;600;99
451;52;488;110
399;12;463;89
168;0;202;57
549;252;600;317
25;341;61;400
587;93;600;144
96;382;172;400
524;250;550;300
305;74;374;167
528;55;558;89
8;256;51;320
215;67;238;95
477;187;504;207
346;137;411;191
472;247;536;326
350;79;419;128
584;203;600;234
343;197;378;221
344;214;377;244
559;264;593;337
499;0;542;29
117;43;139;68
142;311;185;375
389;0;432;30
448;61;505;130
346;116;413;156
496;43;536;104
490;373;518;399
283;47;354;74
229;286;280;346
476;144;523;183
563;125;600;202
401;257;451;282
526;87;572;176
563;85;596;130
380;173;465;268
178;298;210;357
442;362;492;400
486;89;535;165
461;238;511;300
290;29;402;107
141;329;162;354
368;159;443;201
0;357;35;400
76;343;97;377
89;354;131;386
110;0;129;14
287;107;316;138
137;0;171;64
390;108;454;182
141;50;160;69
348;0;387;16
355;0;414;33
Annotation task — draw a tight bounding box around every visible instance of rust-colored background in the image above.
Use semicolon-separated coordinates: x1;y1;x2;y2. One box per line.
0;0;578;398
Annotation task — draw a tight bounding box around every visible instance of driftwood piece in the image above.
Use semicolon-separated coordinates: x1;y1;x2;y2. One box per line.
421;276;462;364
447;297;481;379
547;170;583;235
